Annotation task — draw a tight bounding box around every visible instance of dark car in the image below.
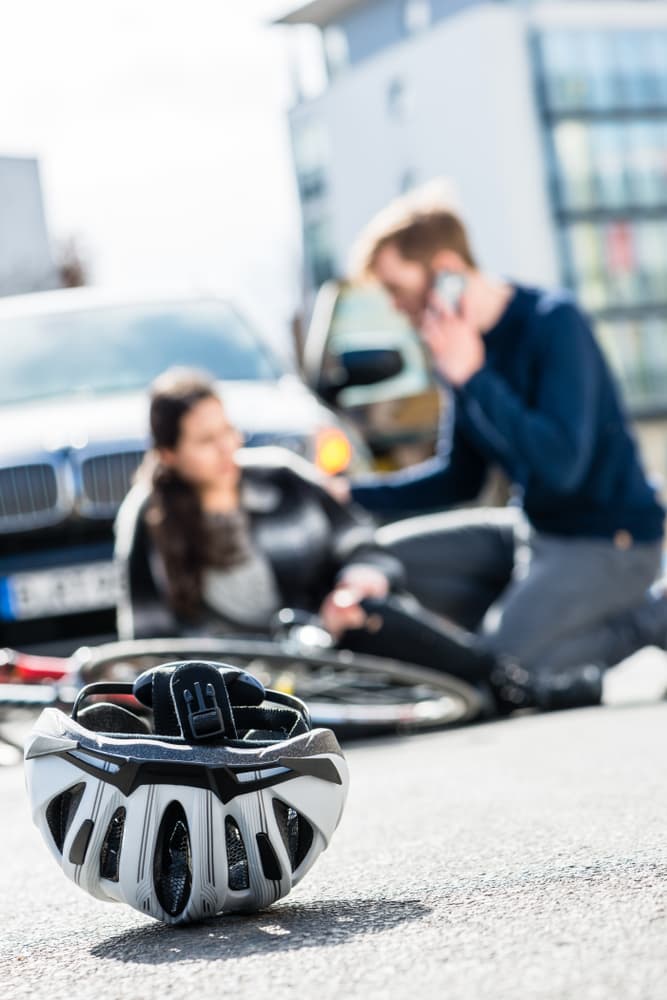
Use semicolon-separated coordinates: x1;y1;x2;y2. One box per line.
0;288;370;652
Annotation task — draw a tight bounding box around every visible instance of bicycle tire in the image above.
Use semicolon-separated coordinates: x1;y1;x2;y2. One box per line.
0;636;483;736
72;636;483;734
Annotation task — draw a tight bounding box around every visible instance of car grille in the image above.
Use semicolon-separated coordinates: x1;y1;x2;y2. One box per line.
0;463;61;529
80;450;145;513
0;434;310;534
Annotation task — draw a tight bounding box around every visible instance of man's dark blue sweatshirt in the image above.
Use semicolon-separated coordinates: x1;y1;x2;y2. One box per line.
351;284;665;543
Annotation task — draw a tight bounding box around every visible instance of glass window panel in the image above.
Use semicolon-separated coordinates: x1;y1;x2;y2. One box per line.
609;320;643;405
293;120;330;175
293;120;330;201
603;221;641;306
658;123;667;204
643;32;667;106
640;317;667;406
612;33;646;109
557;226;575;289
580;31;614;111
596;319;625;378
536;32;559;110
634;32;656;107
647;34;667;106
304;218;335;288
596;315;667;412
626;122;663;207
552;122;595;210
539;32;580;112
542;30;667;114
387;77;413;120
595;319;641;408
567;223;608;311
564;33;588;111
636;222;667;304
589;124;629;209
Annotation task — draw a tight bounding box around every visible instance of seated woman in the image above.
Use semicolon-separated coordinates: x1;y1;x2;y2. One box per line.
114;367;552;714
114;367;400;643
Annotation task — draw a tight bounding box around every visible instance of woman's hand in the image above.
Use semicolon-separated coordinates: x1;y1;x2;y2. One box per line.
321;475;351;505
319;565;390;639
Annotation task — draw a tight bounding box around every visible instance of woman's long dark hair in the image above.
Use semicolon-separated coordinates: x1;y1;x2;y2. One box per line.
142;368;246;621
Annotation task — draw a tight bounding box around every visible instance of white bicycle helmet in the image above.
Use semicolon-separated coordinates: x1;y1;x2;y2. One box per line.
25;660;348;924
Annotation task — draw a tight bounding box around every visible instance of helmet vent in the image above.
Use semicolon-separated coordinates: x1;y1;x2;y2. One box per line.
256;833;282;881
46;783;86;854
273;799;314;872
153;802;192;918
225;817;250;890
100;807;126;882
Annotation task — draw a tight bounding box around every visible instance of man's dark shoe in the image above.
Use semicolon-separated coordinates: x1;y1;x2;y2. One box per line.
533;664;603;712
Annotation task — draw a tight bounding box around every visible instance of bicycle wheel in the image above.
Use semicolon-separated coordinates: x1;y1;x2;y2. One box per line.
0;688;61;758
70;636;483;736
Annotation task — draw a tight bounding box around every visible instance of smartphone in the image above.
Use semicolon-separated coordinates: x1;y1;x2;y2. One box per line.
433;270;467;314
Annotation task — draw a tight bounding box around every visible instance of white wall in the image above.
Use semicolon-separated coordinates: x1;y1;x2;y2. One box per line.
291;3;561;287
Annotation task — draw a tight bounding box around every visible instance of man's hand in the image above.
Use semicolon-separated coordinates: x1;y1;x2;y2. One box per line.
321;475;351;505
420;290;485;387
319;565;389;639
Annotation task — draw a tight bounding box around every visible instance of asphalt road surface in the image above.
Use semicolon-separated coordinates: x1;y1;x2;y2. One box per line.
1;650;666;1000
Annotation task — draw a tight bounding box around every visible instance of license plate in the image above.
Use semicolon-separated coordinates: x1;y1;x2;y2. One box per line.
0;561;122;621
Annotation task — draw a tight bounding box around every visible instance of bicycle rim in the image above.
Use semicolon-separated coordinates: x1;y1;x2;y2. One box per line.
73;637;483;735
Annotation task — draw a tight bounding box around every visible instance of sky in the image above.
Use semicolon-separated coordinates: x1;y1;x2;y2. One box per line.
0;0;315;353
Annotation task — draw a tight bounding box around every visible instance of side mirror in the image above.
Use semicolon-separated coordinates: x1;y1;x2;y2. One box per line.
317;348;404;403
341;348;403;385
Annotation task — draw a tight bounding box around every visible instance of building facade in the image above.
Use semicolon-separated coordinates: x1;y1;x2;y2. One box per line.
0;156;56;297
276;0;667;470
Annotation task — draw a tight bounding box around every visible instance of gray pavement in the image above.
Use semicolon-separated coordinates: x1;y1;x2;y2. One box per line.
1;649;666;1000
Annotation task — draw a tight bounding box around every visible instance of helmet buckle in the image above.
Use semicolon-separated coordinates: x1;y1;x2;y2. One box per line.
183;681;225;739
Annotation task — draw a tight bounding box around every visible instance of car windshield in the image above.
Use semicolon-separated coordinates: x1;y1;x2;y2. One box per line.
0;299;284;405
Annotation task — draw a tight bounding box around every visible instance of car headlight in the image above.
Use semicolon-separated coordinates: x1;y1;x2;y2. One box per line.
314;427;353;476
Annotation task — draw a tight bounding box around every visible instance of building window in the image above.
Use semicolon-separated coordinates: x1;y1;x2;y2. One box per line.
534;25;667;415
399;169;418;194
387;77;412;120
563;216;667;315
323;25;350;78
293;120;330;202
304;218;335;288
551;121;595;211
402;0;431;36
539;31;587;112
597;315;667;413
549;117;667;214
579;31;614;111
538;29;667;114
589;123;629;210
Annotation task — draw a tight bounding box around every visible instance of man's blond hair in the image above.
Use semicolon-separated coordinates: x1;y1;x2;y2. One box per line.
351;187;477;278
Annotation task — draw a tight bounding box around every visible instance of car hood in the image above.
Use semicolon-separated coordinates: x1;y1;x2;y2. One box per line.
0;377;336;460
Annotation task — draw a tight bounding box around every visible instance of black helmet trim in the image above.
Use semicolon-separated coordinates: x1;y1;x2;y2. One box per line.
48;742;342;804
